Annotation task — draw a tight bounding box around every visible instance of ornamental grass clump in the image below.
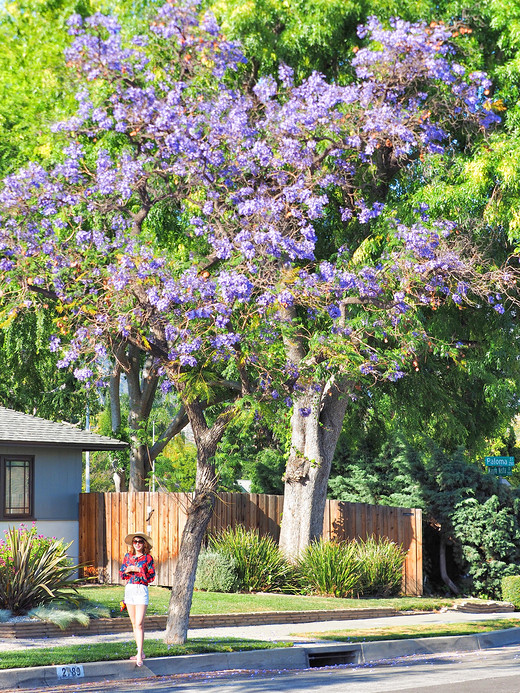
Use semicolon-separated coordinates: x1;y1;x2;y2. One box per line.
355;536;405;597
0;525;83;615
297;539;359;598
207;526;295;593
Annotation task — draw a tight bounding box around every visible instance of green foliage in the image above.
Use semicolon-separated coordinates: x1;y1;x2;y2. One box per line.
452;496;520;598
297;539;360;598
207;526;295;593
86;400;130;491
501;575;520;607
0;310;91;423
247;448;286;494
0;525;83;615
208;0;363;81
214;411;288;494
355;537;406;597
194;550;238;593
149;435;197;492
297;537;404;598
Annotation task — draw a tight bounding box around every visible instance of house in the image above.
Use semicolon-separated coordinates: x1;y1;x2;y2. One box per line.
0;406;126;563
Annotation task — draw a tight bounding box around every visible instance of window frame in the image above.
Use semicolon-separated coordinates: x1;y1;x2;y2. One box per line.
1;454;34;520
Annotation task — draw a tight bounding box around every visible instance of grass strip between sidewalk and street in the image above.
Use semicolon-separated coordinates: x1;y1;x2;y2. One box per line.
0;637;292;670
297;618;520;643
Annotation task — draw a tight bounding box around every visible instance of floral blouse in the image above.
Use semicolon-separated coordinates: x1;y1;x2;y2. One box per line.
120;552;156;585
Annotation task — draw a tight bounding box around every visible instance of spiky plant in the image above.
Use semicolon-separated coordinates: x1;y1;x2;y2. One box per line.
0;526;83;615
355;536;405;597
208;525;296;593
297;539;360;598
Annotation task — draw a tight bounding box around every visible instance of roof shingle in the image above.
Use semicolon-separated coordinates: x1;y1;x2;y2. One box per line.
0;406;127;451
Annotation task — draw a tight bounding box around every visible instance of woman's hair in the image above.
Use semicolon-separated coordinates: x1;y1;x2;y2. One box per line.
129;536;152;556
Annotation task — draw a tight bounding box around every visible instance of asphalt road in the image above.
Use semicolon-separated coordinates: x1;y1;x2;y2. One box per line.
9;644;520;693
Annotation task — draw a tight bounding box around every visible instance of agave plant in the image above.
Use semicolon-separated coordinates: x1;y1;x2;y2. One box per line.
0;526;83;615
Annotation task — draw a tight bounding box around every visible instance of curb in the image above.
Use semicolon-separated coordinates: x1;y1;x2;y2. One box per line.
2;627;520;690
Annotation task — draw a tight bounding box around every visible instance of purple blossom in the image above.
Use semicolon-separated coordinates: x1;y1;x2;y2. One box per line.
73;366;93;381
49;335;61;352
253;76;277;103
0;0;504;406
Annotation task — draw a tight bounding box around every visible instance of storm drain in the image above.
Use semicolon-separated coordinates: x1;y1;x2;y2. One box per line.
307;648;359;668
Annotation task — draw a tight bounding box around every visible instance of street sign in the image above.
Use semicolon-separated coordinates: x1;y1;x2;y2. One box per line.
487;466;513;477
485;456;515;468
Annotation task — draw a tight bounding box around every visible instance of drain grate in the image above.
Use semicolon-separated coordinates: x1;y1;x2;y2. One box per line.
307;649;358;668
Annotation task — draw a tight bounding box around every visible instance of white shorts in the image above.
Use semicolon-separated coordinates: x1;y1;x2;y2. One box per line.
124;583;149;606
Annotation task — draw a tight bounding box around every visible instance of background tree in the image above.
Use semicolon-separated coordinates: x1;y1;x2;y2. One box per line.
330;435;520;596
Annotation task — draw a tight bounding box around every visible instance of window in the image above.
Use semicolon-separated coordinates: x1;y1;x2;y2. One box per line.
2;456;33;519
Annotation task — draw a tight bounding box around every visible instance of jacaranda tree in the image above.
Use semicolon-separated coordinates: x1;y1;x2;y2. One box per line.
0;1;516;640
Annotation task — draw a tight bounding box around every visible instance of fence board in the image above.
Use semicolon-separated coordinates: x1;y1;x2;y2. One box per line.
79;492;422;595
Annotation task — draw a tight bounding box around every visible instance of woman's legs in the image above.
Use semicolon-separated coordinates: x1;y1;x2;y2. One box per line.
126;603;148;664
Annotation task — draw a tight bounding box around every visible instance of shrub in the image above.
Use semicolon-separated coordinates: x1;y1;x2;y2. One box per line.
195;550;238;593
297;539;360;598
208;526;295;593
502;575;520;608
0;525;83;615
355;536;405;597
453;496;520;598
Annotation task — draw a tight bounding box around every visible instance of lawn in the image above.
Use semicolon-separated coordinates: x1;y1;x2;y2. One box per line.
298;618;520;643
0;637;292;670
75;585;458;617
0;588;515;671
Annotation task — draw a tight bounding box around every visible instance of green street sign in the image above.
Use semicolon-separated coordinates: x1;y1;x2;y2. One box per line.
485;456;515;468
487;466;513;477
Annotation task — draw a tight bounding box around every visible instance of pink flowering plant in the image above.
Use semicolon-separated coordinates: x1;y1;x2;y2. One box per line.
0;524;82;615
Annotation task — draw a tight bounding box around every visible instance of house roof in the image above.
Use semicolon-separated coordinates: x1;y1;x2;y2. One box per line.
0;407;127;451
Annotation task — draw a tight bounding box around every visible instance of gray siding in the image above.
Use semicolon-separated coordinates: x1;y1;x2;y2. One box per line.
0;445;82;521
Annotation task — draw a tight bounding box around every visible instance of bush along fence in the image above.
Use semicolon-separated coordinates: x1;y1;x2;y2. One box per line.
78;492;423;595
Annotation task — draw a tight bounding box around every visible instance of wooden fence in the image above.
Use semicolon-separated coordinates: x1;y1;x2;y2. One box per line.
79;491;422;595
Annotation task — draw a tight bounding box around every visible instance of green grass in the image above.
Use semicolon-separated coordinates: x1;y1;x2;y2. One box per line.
74;585;458;617
0;637;292;670
298;618;520;643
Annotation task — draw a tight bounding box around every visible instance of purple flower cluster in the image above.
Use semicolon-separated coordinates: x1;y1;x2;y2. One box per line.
0;1;509;394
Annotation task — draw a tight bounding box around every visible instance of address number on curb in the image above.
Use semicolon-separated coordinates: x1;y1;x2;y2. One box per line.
56;665;85;679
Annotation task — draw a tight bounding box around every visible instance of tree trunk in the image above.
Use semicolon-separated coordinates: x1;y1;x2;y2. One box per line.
439;534;459;594
124;344;159;491
112;466;126;492
279;380;350;560
164;394;234;644
164;485;216;643
128;439;148;491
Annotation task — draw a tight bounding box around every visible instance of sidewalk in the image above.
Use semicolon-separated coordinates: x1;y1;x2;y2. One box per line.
1;609;520;689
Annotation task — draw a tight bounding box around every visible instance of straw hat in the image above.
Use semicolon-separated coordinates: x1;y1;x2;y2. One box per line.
124;532;153;548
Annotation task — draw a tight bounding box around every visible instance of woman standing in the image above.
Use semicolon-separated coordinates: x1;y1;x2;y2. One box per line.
120;532;156;666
